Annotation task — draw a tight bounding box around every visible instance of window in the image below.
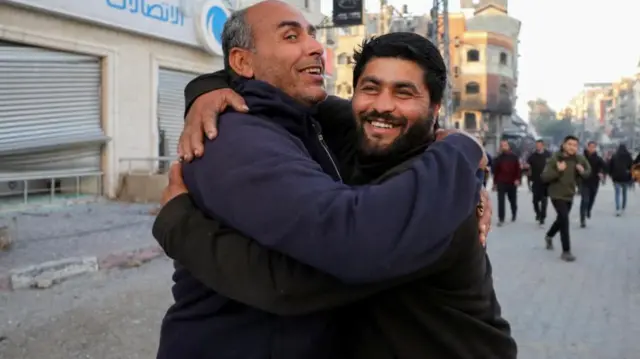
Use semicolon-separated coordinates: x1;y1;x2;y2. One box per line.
499;84;509;95
465;82;480;94
454;121;460;129
467;49;480;62
337;53;350;65
464;112;478;130
454;66;460;77
499;52;508;65
452;91;461;110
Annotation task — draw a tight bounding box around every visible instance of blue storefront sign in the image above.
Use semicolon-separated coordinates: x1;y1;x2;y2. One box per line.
195;0;230;55
105;0;186;27
5;0;231;56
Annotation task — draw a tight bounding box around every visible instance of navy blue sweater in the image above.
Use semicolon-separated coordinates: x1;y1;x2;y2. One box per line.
158;79;483;358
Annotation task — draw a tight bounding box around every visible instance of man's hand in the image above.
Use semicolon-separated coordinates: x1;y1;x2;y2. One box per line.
514;180;520;186
179;89;248;162
477;189;492;247
557;161;567;171
161;162;188;206
576;164;584;173
435;129;488;169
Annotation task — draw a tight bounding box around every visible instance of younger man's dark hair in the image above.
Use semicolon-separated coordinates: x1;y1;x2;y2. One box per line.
563;135;579;143
351;32;447;106
536;139;544;144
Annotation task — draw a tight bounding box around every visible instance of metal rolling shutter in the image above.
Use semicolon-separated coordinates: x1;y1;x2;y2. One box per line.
157;68;200;157
0;42;106;174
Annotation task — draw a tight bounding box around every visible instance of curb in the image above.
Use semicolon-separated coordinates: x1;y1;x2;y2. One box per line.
0;245;164;291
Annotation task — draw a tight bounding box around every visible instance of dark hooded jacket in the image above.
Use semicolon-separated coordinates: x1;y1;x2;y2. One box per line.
582;150;606;187
608;145;633;183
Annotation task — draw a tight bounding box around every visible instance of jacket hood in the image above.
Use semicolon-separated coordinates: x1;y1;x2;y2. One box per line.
232;78;320;119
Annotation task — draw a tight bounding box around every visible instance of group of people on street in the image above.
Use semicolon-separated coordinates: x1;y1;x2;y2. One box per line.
149;1;517;358
488;135;638;262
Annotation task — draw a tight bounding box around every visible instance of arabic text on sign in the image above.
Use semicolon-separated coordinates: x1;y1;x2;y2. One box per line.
105;0;185;26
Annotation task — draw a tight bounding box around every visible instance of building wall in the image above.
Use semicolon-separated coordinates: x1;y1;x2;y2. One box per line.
0;0;323;197
334;25;367;98
455;31;514;120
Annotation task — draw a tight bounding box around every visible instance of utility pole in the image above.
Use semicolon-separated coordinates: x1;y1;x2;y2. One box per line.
429;0;452;128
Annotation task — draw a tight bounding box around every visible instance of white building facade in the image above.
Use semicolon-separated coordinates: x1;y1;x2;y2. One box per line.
0;0;323;199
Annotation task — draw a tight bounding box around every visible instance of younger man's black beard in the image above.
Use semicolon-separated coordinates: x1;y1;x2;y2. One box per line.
357;110;437;158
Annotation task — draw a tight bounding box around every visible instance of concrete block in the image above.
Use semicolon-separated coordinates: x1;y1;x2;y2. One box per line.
116;174;167;203
98;245;164;270
0;225;12;251
10;256;99;290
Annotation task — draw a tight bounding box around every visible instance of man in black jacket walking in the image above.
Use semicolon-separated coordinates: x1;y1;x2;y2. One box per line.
580;141;606;227
492;140;521;226
153;32;515;358
526;139;551;225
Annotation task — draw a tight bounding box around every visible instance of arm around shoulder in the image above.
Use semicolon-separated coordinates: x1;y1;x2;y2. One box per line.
183;70;230;117
182;116;482;283
152;194;394;315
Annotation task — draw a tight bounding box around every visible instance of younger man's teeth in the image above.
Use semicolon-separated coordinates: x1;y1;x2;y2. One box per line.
372;121;393;128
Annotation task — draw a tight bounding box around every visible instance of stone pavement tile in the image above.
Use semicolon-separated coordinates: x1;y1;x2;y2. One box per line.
0;259;174;359
488;188;640;358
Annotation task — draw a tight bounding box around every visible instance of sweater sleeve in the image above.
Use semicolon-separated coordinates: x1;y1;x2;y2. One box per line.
182;114;483;283
152;194;415;315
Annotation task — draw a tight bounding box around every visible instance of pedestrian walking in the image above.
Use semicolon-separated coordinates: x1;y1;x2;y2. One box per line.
493;140;521;226
608;144;634;216
579;141;606;227
526;139;551;225
541;135;591;262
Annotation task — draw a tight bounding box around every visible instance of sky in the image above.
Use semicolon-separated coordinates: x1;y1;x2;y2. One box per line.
320;0;640;118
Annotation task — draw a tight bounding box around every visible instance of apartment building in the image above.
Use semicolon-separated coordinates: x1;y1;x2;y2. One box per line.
450;2;521;153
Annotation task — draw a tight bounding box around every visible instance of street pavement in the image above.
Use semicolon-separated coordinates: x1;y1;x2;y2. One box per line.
0;186;639;358
0;201;158;273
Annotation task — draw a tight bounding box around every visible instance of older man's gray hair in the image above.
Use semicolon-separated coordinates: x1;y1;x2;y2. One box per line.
221;9;254;69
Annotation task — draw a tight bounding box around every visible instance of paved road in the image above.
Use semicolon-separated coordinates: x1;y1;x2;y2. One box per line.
0;201;157;272
0;187;639;358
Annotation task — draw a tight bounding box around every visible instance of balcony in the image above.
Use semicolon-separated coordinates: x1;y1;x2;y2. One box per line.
457;94;485;112
487;93;513;115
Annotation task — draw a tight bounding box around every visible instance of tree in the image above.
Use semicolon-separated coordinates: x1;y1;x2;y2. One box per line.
533;118;577;144
528;98;577;144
